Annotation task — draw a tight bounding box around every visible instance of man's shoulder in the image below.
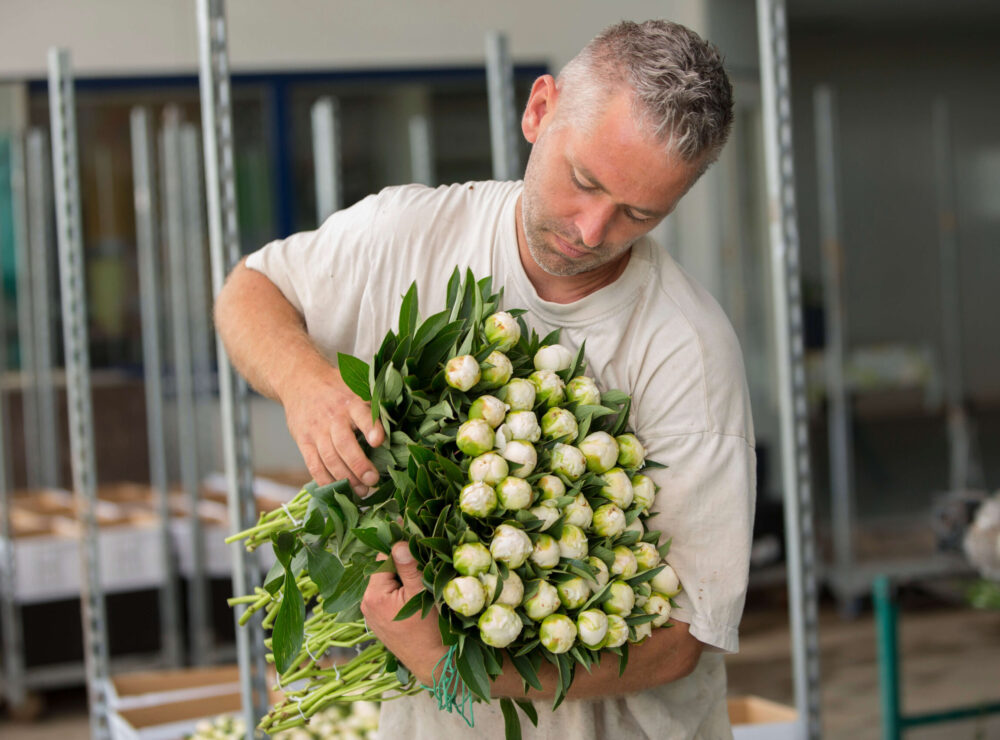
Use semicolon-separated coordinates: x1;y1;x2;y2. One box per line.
370;180;522;218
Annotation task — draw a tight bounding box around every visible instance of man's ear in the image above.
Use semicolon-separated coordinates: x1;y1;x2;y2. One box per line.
521;75;557;144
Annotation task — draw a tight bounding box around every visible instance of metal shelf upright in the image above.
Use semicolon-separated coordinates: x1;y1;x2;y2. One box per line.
311;97;343;224
196;0;270;730
48;46;111;740
485;30;520;181
756;0;822;737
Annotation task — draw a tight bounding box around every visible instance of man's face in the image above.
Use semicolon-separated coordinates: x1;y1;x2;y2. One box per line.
519;83;701;282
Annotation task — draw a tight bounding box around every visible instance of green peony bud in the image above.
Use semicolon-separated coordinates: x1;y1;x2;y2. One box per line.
445;354;481;391
529;369;566;408
489;523;533;569
579;431;620;474
540;407;579;441
480;350;513;389
496;476;534;510
550;443;586;480
443;576;487;617
602;580;635;616
456;418;494;457
530;534;561;569
468;395;508;428
453;542;493;576
566;376;601;406
615;433;646;469
484;311;521;352
459;481;497;518
576;609;609;648
600;468;634;508
591;503;627;538
468;452;508;486
523;580;560;621
630;474;656;513
539;613;577;654
497;378;536;412
556;576;590;610
478;603;523;648
602;614;629;648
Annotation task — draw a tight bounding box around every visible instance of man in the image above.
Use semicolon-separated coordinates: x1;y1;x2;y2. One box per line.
216;19;754;739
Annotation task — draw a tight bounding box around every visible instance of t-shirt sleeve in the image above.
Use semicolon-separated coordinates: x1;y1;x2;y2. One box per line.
641;430;756;654
243;193;380;359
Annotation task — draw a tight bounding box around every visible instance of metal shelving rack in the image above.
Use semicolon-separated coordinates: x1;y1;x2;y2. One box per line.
48;47;112;740
756;0;822;737
312;97;343;225
196;0;270;731
485;30;520;181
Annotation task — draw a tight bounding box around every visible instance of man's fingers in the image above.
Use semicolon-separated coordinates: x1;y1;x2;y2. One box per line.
352;403;385;448
314;436;362;490
391;541;425;600
329;418;380;491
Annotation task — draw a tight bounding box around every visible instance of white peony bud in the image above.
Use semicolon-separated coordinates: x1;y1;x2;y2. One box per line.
489;523;533;569
633;542;660;571
602;580;635;616
591;503;627;538
643;594;672;627
584;556;610;594
530;534;561;569
630;621;653;644
556;576;590;609
529;504;561;531
456;418;495;457
445;354;481;392
496;476;534;510
566;376;601;406
480;350;513;389
523;580;560;621
630;474;656;512
615;433;646;469
579;431;620;474
453;542;493;576
478;604;523;648
651;563;682;598
600;468;634;509
602;614;629;648
550;443;586;480
533;344;574;372
540;407;579;440
563;494;594;529
498;378;536;412
443;576;487;617
484;311;521;352
558;524;589;560
539;613;577;654
536;474;566;502
468;395;508;428
529;369;566;408
480;569;524;607
505;410;541;442
502;440;537;477
468;452;508;486
576;609;609;648
610;545;638;578
459;481;497;518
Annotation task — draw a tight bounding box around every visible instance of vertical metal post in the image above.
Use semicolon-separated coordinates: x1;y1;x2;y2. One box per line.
931;99;978;493
131;106;184;669
197;0;270;731
485;30;520;181
311;96;342;224
48;47;110;740
11;135;43;491
756;2;822;737
1;134;27;711
814;86;856;585
408;111;435;187
162;107;212;664
26;130;62;489
874;576;902;740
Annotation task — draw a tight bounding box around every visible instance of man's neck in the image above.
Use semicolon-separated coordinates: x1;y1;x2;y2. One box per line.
514;195;631;304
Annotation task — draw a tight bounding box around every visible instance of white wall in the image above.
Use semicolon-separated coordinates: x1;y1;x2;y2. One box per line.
0;1;705;78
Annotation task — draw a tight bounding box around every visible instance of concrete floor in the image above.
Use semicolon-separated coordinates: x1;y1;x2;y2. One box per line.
2;587;999;739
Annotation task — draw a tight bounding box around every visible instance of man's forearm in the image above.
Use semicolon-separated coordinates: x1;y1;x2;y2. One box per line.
489;621;703;701
214;259;330;402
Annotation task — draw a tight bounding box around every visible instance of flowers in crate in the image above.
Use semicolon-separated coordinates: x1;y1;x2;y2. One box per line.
226;270;680;739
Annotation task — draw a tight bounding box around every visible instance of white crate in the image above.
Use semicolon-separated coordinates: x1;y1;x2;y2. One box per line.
104;665;241;711
729;696;802;739
109;692;243;740
170;520;275;578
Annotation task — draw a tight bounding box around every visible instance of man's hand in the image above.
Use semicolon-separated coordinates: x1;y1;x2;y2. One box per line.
361;542;447;686
278;363;385;496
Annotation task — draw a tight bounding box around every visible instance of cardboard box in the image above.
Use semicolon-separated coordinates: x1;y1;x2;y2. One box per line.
729;695;802;739
109;692;243;740
106;665;242;710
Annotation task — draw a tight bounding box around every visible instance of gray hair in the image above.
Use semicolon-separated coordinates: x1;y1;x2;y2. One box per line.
555;20;734;168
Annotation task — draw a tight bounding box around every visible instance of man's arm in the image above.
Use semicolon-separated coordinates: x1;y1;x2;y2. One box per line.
214;259;384;494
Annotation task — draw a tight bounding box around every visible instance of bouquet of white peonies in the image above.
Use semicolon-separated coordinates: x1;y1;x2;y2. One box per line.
227;269;682;739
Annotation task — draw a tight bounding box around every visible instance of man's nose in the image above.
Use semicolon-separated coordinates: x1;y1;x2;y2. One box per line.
575;200;616;249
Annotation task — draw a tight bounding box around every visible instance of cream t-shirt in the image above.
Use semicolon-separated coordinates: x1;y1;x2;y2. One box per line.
246;180;756;739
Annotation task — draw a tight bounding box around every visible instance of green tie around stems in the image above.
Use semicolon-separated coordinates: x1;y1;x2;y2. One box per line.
422;644;475;728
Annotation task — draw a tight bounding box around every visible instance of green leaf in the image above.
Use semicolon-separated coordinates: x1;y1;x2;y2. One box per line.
456;640;492;702
262;559;284;594
322;564;368;614
272;531;297;568
509;652;543;691
383;365;404;405
618;643;630;676
625;565;664;588
500;698;523;740
552;653;573;711
351;527;391;555
393;590;425;621
398;282;419;339
337;353;371;401
515;699;538;727
272;568;305;674
305;544;345;600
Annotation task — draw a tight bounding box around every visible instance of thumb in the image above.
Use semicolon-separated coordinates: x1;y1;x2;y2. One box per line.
391;541;424;599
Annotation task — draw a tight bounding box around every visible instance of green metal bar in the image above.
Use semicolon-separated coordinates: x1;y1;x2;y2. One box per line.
874;575;902;740
902;702;1000;728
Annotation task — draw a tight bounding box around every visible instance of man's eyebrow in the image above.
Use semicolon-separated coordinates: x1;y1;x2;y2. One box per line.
575;164;663;218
